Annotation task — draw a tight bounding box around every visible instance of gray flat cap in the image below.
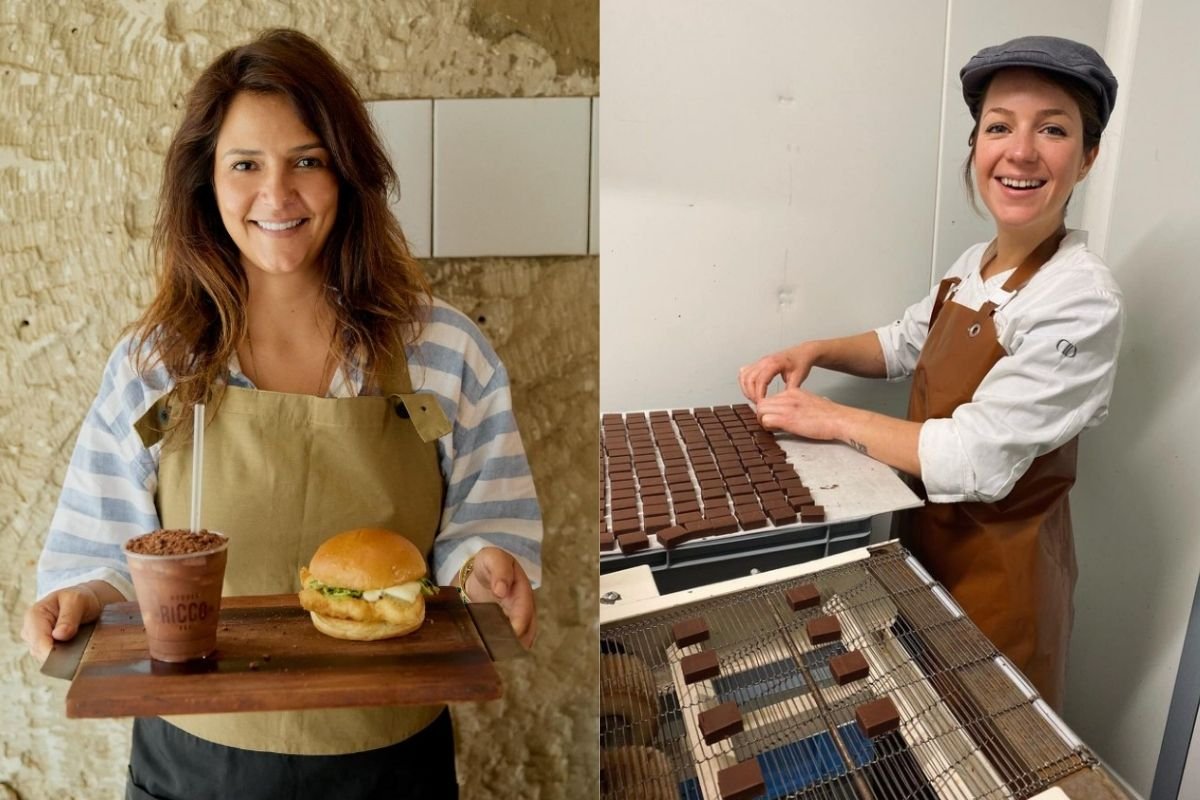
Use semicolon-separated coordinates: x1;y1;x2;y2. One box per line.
960;35;1118;130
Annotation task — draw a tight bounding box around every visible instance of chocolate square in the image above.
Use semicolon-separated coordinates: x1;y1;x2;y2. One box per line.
610;506;640;523
765;505;797;525
674;511;703;525
640;500;669;517
855;697;900;738
735;508;768;531
717;759;765;800
656;525;693;549
643;514;671;533
800;505;826;522
788;494;814;511
671;617;710;648
785;584;821;611
806;615;842;644
698;702;744;745
599;531;615;551
611;517;641;535
829;650;869;685
616;531;649;554
681;650;720;684
705;515;739;536
758;491;788;508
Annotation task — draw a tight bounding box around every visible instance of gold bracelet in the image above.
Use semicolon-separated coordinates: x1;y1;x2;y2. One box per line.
458;555;477;603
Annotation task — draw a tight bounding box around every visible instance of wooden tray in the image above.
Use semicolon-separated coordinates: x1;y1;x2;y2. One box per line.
62;589;504;718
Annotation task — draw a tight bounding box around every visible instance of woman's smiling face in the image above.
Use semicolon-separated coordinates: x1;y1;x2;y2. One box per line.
973;68;1098;236
213;92;339;280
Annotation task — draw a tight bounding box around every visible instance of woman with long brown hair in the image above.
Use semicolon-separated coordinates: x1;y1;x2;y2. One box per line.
22;29;540;798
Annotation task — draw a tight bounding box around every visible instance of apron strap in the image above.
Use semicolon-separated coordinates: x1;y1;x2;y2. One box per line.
998;226;1068;294
378;335;452;444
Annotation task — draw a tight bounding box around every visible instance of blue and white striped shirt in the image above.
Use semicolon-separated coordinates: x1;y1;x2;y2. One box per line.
37;298;542;600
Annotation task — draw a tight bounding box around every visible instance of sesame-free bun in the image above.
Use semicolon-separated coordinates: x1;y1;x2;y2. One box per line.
307;528;427;590
298;528;429;641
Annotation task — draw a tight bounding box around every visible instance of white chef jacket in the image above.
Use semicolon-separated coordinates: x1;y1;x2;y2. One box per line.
874;230;1124;504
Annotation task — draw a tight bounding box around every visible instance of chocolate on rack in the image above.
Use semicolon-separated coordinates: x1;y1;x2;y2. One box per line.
717;759;765;800
829;650;870;685
698;701;744;746
785;584;821;611
671;617;710;648
806;615;842;644
680;650;720;684
855;696;901;738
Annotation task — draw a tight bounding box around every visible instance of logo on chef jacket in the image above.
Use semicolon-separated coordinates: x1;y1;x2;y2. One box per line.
162;592;212;627
1056;339;1077;358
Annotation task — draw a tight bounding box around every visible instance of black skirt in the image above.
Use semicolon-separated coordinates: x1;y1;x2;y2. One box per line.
126;709;458;799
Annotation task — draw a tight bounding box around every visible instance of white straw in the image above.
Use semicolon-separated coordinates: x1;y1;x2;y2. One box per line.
190;403;205;532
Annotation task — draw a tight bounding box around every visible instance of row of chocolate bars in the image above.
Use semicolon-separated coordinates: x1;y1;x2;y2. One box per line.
671;583;900;800
600;404;826;554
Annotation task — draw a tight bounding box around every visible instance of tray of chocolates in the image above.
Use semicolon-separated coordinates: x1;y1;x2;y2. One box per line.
598;543;1125;800
600;405;826;555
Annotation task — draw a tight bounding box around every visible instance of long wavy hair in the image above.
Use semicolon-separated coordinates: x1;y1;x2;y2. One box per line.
130;28;430;410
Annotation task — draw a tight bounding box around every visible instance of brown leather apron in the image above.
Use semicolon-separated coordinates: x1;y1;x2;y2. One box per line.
134;350;453;755
900;229;1078;710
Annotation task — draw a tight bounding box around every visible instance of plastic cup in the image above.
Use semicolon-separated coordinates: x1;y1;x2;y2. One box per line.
123;531;229;662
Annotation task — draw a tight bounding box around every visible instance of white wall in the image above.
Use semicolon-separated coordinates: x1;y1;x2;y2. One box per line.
599;0;946;415
1066;0;1200;794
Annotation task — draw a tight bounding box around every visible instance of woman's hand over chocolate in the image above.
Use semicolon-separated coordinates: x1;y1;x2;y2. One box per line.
738;345;815;403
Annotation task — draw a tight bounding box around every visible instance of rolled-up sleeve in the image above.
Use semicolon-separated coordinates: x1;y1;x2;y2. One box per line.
875;288;936;381
418;302;543;589
919;285;1124;503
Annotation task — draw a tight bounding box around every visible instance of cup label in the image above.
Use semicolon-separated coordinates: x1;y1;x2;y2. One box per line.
161;592;211;627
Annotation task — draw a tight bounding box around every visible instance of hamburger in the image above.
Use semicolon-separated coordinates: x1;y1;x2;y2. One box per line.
298;528;435;640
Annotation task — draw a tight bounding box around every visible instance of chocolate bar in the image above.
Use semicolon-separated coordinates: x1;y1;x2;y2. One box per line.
800;505;826;522
717;759;765;800
656;525;692;549
698;701;744;745
829;650;870;685
806;615;842;644
616;531;649;553
765;505;797;525
785;584;820;611
855;697;900;737
681;650;720;684
671;617;710;648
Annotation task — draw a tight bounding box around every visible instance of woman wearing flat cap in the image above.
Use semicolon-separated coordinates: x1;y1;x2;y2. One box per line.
740;35;1123;709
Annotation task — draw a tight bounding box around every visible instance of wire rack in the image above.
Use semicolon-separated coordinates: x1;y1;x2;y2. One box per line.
599;544;1095;800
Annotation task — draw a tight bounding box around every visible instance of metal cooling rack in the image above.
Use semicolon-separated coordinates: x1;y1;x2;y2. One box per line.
598;544;1096;800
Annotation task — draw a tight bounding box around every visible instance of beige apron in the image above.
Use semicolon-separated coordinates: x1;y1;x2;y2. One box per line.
135;352;453;755
899;229;1078;710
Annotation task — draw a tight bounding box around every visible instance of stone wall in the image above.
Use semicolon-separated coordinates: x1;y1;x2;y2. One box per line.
0;1;598;798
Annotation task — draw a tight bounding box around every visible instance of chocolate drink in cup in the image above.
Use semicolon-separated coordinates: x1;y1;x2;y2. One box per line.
123;529;229;662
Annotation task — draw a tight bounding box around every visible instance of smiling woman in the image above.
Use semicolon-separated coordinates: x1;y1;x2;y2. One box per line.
213;92;340;278
22;28;543;800
740;36;1124;712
